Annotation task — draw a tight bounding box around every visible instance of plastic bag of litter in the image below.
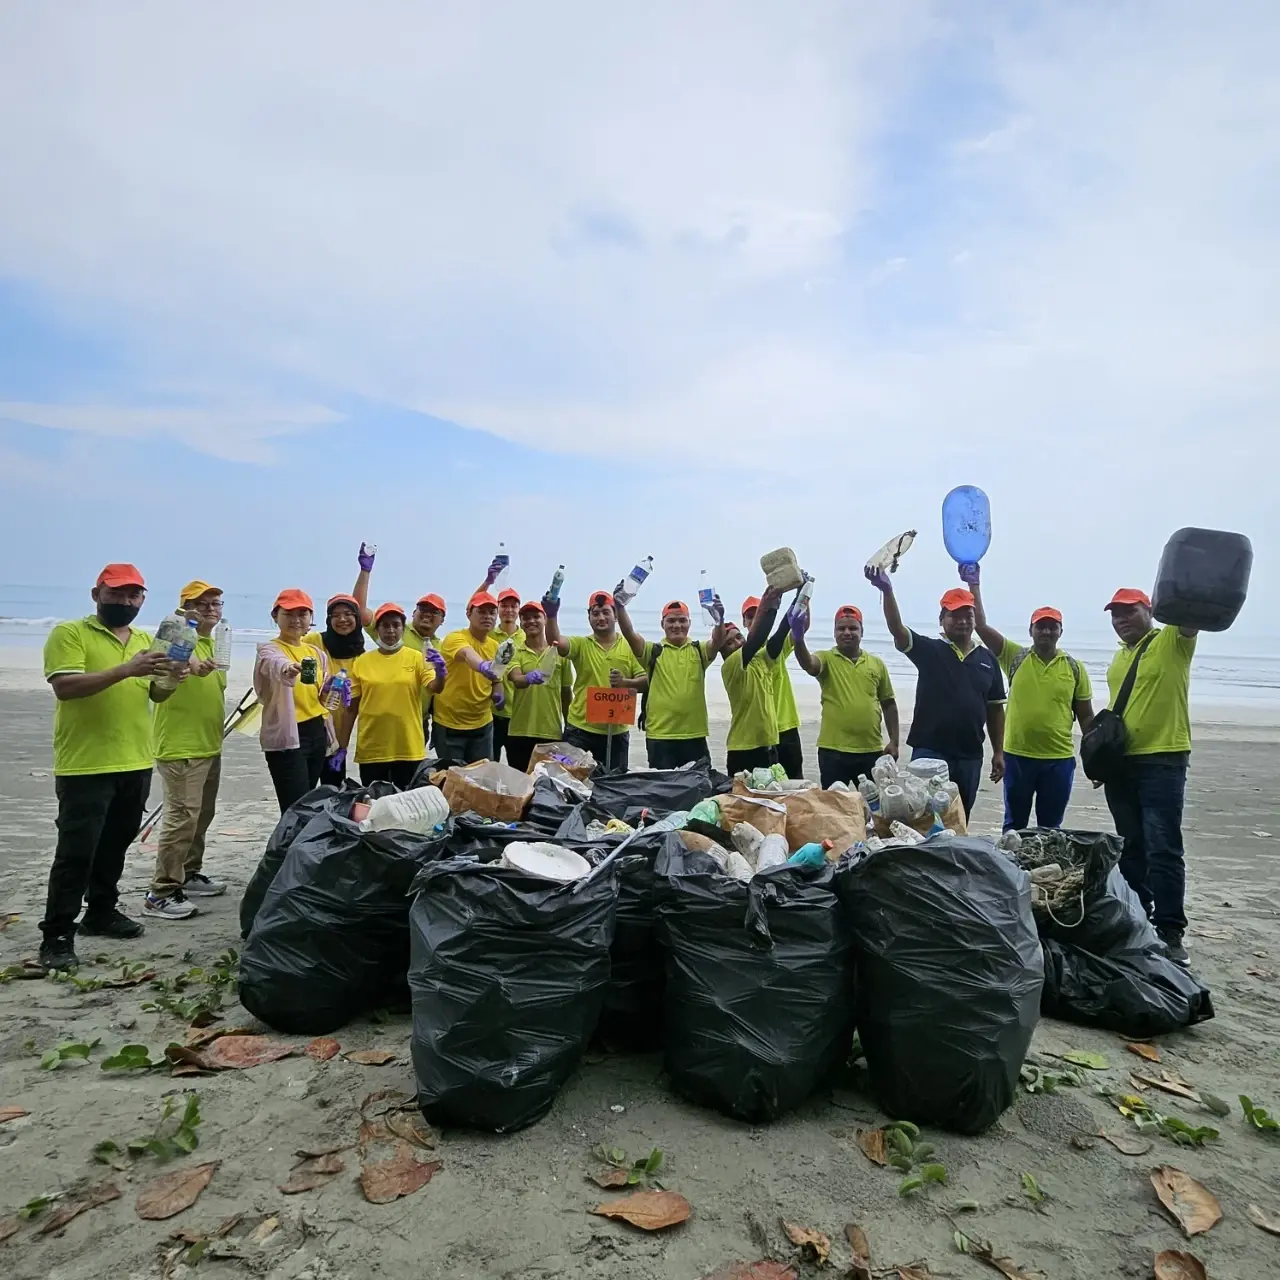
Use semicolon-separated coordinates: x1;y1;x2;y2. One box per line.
588;761;731;824
837;836;1043;1134
408;848;620;1132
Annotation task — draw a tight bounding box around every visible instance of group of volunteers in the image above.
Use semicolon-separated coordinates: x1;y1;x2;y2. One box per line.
37;543;1200;973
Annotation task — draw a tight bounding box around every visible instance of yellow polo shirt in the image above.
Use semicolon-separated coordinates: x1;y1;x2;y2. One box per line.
815;649;894;754
999;638;1092;759
640;640;712;740
773;634;801;733
1107;626;1195;756
350;647;433;763
722;647;779;751
565;634;645;732
153;634;228;761
509;642;570;740
434;629;500;730
489;626;525;721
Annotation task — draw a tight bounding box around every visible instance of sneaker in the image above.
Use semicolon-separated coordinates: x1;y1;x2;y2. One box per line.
1157;928;1190;969
79;907;146;939
38;934;80;971
183;872;227;898
143;892;198;921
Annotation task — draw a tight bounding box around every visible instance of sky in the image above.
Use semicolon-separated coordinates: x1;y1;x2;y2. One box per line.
0;1;1274;636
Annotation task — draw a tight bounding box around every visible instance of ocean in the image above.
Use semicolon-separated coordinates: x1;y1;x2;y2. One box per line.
2;584;1276;712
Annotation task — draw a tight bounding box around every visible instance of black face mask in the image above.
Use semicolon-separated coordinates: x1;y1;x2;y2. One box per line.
98;603;141;628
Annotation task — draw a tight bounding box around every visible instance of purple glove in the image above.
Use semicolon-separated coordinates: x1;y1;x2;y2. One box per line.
478;659;500;682
426;649;447;679
864;565;892;594
788;604;810;640
358;542;376;573
329;747;347;771
484;557;505;587
541;593;561;619
958;561;981;586
524;670;548;686
491;686;506;711
709;595;726;626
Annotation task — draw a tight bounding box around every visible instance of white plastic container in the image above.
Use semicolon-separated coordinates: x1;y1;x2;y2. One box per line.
904;757;949;783
755;834;789;873
499;842;589;883
358;785;449;834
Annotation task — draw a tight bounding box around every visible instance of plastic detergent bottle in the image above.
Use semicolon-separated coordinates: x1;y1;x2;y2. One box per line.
324;668;351;711
492;542;511;590
942;485;992;565
615;556;654;606
212;619;233;671
547;565;565;602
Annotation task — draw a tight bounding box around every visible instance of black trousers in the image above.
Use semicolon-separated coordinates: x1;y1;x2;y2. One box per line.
646;737;711;769
359;760;422;788
265;715;328;815
41;769;152;939
564;725;630;776
726;744;778;776
776;726;805;780
817;748;882;791
504;735;557;774
492;715;510;763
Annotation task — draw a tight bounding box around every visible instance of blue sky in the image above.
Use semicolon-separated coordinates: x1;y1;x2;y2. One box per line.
0;2;1274;635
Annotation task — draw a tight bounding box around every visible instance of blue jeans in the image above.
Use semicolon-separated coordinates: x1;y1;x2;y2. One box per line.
1002;753;1076;831
912;747;982;819
431;721;494;768
1104;753;1189;933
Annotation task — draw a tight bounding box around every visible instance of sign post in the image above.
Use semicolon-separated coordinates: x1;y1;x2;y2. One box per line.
584;686;638;773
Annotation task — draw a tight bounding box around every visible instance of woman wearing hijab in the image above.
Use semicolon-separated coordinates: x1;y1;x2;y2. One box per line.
338;602;447;787
253;589;337;813
304;592;367;785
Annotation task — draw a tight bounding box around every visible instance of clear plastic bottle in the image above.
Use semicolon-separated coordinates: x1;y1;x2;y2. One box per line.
698;570;719;626
212;619;233;671
794;573;814;614
547;564;565;602
324;667;351;712
865;530;917;574
492;541;510;590
857;777;881;814
492;637;517;678
150;615;198;690
615;555;654;606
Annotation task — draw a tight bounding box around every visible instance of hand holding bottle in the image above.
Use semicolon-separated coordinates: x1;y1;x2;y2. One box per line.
523;670;548;686
425;649;447;681
484;557;505;588
958;562;980;587
358;542;377;573
194;657;219;678
541;593;561;619
788;604;810;641
864;566;892;594
478;659;501;683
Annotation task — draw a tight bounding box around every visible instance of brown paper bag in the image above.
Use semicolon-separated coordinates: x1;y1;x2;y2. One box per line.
526;741;596;781
872;794;968;839
442;761;534;822
780;788;868;856
717;792;788;838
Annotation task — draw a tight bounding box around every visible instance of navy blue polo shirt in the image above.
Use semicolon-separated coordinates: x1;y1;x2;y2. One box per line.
905;631;1006;760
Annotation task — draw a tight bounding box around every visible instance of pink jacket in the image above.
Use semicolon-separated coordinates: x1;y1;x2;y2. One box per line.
253;641;337;754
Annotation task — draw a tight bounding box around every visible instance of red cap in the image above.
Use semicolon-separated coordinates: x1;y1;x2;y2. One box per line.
96;563;145;589
326;593;360;613
588;590;615;609
372;601;406;625
496;587;521;604
518;599;546;617
940;588;976;612
273;588;314;612
662;600;690;618
835;605;863;623
1105;588;1152;611
468;591;498;609
416;593;447;613
741;595;761;618
1030;606;1063;626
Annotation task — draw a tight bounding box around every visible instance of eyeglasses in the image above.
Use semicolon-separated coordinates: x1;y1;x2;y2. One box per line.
190;600;224;613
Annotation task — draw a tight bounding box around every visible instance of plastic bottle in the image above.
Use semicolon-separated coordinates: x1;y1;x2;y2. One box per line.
865;530;917;575
942;485;992;565
698;570;720;626
324;668;350;712
615;555;654;606
150;615;199;690
212;619;233;671
1152;527;1253;633
794;574;814;614
547;564;565;602
857;777;881;814
756;834;791;872
358;785;449;834
492;541;511;590
492;637;517;678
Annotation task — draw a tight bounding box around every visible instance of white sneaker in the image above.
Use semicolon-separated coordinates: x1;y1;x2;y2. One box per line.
143;892;198;920
183;873;227;898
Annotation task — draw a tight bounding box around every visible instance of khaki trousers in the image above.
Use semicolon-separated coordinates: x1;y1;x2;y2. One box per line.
152;756;222;896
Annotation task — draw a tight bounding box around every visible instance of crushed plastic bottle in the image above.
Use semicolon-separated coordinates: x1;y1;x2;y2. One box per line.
324;667;351;712
614;556;654;607
872;755;898;788
865;530;917;575
997;830;1023;853
150;613;198;690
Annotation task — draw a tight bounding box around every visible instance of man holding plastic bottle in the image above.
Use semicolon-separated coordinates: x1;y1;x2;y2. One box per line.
38;564;180;971
1101;588;1198;968
742;595;804;779
432;592;503;766
543;589;646;775
866;566;1005;819
967;565;1095;831
722;586;792;776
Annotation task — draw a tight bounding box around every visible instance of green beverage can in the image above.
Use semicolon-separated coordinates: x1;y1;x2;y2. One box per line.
300;656;318;685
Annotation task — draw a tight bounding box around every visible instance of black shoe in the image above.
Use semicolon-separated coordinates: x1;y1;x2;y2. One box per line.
38;935;80;971
79;908;145;940
1157;928;1190;969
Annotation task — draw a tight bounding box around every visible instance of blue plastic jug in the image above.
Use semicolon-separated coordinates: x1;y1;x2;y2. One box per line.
941;486;992;565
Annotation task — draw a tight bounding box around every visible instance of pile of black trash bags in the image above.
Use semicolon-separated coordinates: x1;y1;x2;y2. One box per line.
236;763;1210;1137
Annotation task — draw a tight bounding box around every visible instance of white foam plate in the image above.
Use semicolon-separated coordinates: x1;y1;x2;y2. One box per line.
500;842;590;883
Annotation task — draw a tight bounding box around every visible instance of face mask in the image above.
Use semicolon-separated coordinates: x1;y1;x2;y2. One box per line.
377;638;404;654
99;603;141;628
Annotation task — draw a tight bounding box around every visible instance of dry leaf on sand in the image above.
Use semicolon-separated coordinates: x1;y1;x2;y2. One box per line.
385;1110;437;1149
305;1037;341;1062
1099;1129;1153;1156
279;1153;345;1194
1150;1167;1222;1237
101;968;157;989
344;1049;397;1066
780;1221;831;1267
1126;1042;1161;1062
845;1223;872;1280
1130;1071;1200;1102
1153;1250;1208;1280
183;1025;254;1050
295;1141;349;1159
592;1190;692;1231
206;1036;297;1069
1247;1203;1280;1237
359;1143;441;1204
855;1128;888;1166
35;1182;120;1236
136;1161;220;1220
700;1264;797;1280
0;1106;28;1124
896;1268;934;1280
0;1216;20;1242
588;1167;631;1189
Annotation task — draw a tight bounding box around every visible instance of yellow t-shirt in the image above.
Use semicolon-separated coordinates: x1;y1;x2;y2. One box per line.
1107;626;1195;756
434;629;500;730
43;616;155;776
722;647;779;751
999;638;1093;760
565;634;645;732
349;647;433;763
364;624;437;716
509;642;570;740
774;633;801;733
153;634;228;761
304;630;364;740
815;649;894;754
274;639;327;723
489;626;525;720
640;640;712;740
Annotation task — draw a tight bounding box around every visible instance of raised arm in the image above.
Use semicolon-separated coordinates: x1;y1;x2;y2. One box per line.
743;585;782;668
353;542;376;626
765;588;796;661
705;597;728;659
790;607;820;676
541;595;571;656
614;599;646;661
964;566;1006;654
865;568;911;651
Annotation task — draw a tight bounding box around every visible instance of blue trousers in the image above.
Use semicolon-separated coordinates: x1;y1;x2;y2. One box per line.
911;746;982;819
1002;753;1076;831
1104;754;1189;933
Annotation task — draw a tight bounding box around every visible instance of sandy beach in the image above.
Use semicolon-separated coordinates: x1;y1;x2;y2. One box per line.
3;647;1280;1279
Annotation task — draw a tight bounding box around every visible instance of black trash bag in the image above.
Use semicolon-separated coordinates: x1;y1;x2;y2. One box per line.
655;839;856;1123
445;811;572;859
239;796;452;1035
838;836;1043;1135
588;762;730;824
239;781;362;938
408;757;441;789
525;773;588;834
408;848;620;1133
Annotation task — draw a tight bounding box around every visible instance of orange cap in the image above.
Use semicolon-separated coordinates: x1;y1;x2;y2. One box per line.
518;599;546;617
835;605;863;623
372;601;406;624
588;590;615;609
273;588;314;612
940;588;976;612
468;591;498;609
662;599;690;618
326;592;360;613
1030;606;1063;626
96;562;145;589
496;587;521;604
741;595;761;618
1105;588;1152;611
416;593;447;613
